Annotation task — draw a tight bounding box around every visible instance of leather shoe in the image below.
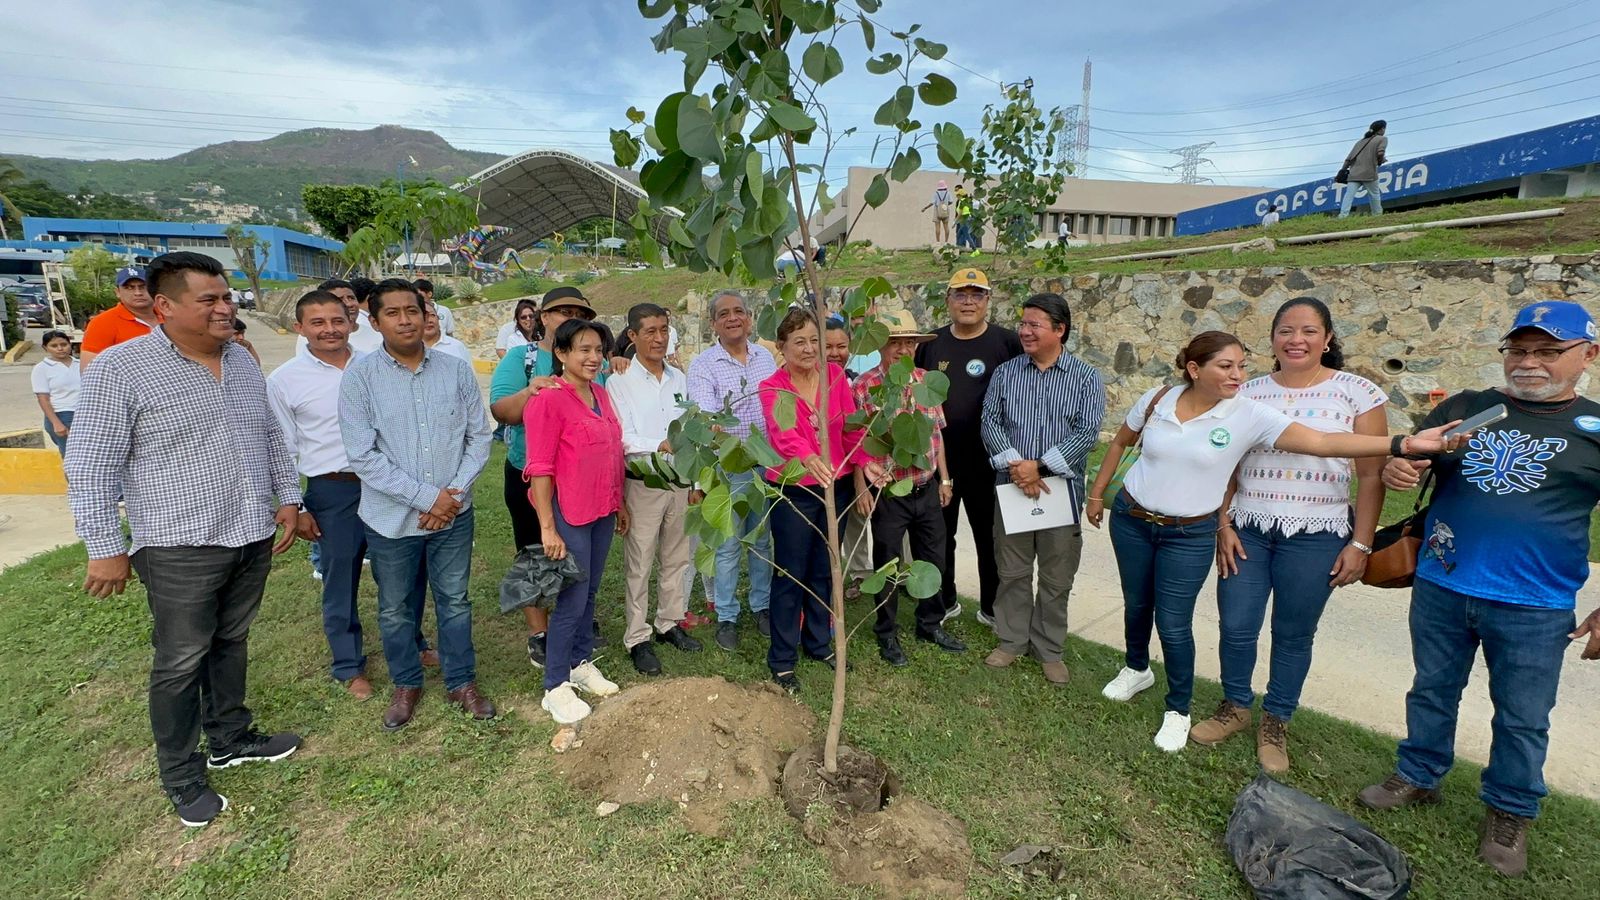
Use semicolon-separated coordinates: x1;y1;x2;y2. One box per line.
1040;660;1070;685
383;686;422;730
419;648;440;668
446;682;496;720
655;626;704;652
984;649;1017;668
630;642;663;676
915;626;967;653
878;637;910;667
343;674;374;701
1358;773;1442;811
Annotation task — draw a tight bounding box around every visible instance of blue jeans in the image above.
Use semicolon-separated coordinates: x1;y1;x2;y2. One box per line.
768;484;835;673
1338;179;1382;217
365;507;477;692
1109;491;1219;714
713;470;772;622
1397;578;1574;819
45;410;73;456
303;477;368;680
1216;522;1347;720
545;500;616;690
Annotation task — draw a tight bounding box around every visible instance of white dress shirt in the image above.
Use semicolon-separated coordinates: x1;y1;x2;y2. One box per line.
609;358;689;457
267;346;364;477
429;334;474;366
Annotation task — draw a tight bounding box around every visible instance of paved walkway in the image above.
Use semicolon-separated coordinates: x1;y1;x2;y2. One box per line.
945;512;1600;800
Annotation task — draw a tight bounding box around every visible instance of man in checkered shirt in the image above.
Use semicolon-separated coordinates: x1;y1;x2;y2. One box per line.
66;251;304;829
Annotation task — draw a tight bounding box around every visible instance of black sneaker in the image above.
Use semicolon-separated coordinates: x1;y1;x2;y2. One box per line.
715;621;739;651
915;626;968;653
878;637;910;667
655;626;704;652
527;632;547;669
773;671;800;694
207;730;302;769
168;782;228;827
807;652;852;672
630;642;663;676
591;620;609;648
755;609;771;638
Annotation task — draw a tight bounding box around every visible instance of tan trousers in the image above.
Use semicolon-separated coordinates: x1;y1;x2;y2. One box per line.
992;499;1083;662
843;507;875;577
623;480;691;649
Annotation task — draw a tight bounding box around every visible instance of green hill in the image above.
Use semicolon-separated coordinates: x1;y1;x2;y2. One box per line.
4;126;503;226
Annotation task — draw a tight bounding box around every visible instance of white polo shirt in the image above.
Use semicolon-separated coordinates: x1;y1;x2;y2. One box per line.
31;357;81;412
266;347;364;478
429;335;474;366
435;303;456;336
608;358;689;459
296;322;383;355
1121;385;1292;517
497;320;531;353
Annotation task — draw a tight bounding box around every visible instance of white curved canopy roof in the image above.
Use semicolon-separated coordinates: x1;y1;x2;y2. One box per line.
456;149;676;253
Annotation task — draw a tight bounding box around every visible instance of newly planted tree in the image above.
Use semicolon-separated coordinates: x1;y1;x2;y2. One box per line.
223;224;271;300
617;0;970;776
950;80;1072;266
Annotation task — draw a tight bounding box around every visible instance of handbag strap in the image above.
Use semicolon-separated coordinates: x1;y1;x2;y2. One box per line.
1132;384;1175;447
1345;136;1373;167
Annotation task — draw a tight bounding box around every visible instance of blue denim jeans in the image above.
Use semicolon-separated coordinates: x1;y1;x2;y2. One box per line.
45;409;73;456
1397;578;1574;819
767;484;835;673
1215;522;1347;720
1338;179;1382;217
365;507;477;692
713;469;772;622
303;476;370;680
544;500;616;691
1109;491;1219;714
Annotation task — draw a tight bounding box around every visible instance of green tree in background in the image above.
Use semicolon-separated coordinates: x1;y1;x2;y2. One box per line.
340;179;477;274
0;158;24;241
952;80;1072;260
224;224;272;300
63;244;121;324
301;183;382;239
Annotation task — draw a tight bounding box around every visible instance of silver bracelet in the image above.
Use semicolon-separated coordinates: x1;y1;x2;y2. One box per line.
1349;539;1374;555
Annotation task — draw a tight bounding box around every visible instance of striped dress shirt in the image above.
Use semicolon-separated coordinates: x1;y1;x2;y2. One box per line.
339;345;492;539
66;327;301;559
980;350;1107;497
686;340;777;439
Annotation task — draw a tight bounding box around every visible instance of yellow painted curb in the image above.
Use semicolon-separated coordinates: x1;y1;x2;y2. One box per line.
3;340;33;364
472;357;495;375
0;448;68;494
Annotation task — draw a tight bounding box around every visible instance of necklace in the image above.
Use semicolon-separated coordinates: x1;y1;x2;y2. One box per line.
1279;365;1324;405
1502;392;1580;416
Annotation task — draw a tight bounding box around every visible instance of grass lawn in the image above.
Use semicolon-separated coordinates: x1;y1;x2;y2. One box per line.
4;444;1597;897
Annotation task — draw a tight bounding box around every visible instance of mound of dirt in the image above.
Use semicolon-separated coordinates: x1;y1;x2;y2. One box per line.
556;676;814;836
781;740;902;819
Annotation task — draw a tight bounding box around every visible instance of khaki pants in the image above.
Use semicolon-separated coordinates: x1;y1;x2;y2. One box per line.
623;480;691;649
992;500;1083;662
843;507;875;578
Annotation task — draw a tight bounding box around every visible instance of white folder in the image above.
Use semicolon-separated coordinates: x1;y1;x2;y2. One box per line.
996;476;1080;535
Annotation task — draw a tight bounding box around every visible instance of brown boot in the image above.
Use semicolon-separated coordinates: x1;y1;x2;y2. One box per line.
1189;699;1252;746
1256;713;1290;774
1357;773;1442;811
984;649;1017;669
343;674;374;701
1040;660;1070;685
446;682;497;720
1478;806;1530;878
383;686;422;730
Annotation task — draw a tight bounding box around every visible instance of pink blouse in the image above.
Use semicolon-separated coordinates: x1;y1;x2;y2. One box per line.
758;362;870;485
523;380;624;526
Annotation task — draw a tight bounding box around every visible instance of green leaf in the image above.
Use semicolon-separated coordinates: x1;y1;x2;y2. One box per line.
933;122;969;168
860;275;895;298
777;458;807;484
905;559;941;598
625;106;647;125
863;434;891;458
912;37;948;60
767;101;817;132
706;217;735;268
864;52;902;76
756;184;790;235
701;483;735;537
856;0;881;12
749;114;780;144
773;390;798;431
651;12;688;52
802;42;844;85
717;439;754;474
744;430;787;468
675;94;724;162
891;410;934;453
873;85;915;126
858;15;875;51
889;146;922;182
859;569;889;596
917;73;957;106
638;0;674;18
862;173;889;209
694;539;717;577
640;150;692;200
816;180;835;217
850;319;890;356
744;148;765;189
728;5;765;32
667;217;695;248
654;92;687;154
671;22;737;63
643;124;665;154
610;129;641;168
886;477;914;497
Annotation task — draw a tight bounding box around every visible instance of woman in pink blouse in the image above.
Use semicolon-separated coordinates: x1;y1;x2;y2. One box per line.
758;307;883;694
524;318;630;725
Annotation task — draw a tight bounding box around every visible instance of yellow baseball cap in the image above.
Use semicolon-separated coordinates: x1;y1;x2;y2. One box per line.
947;267;991;291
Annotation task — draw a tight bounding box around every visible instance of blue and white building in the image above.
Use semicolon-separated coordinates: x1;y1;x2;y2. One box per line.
14;217;344;281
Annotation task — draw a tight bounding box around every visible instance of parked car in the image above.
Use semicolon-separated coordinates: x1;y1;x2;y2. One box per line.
18;299;50;326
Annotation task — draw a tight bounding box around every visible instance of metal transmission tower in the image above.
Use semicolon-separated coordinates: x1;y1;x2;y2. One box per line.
1076;60;1092;176
1168;142;1216;184
1055;105;1082;174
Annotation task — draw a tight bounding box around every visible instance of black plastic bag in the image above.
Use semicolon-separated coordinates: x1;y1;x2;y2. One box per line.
1225;775;1412;900
498;545;583;614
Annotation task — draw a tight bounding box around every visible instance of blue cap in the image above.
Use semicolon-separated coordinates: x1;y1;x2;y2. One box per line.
115;266;147;287
1504;301;1596;342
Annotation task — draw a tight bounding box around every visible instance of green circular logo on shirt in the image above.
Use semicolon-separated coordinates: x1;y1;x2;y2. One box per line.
1209;427;1232;448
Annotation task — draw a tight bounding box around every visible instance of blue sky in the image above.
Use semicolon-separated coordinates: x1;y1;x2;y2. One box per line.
3;0;1598;189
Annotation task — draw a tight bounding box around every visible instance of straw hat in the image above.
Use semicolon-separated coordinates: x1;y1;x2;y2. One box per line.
883;310;934;343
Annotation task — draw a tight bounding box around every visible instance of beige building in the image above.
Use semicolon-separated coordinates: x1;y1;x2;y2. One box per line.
810;167;1267;250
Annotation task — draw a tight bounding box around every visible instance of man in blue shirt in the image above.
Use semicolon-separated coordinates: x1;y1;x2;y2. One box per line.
1361;300;1600;878
341;279;493;731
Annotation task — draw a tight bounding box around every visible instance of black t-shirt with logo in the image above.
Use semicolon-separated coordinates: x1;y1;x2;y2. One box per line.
915;323;1022;449
1417;388;1600;609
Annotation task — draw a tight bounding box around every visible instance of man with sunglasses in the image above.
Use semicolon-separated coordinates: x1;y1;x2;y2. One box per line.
915;268;1023;628
1362;300;1599;878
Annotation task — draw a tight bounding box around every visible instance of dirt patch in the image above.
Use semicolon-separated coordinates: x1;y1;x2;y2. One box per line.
555;676;814;836
815;796;973;899
780;740;901;820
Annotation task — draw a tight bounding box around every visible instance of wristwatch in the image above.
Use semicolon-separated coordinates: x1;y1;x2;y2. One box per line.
1349;539;1374;555
940;478;954;487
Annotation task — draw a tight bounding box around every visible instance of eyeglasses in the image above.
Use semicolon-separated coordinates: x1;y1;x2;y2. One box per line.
1498;342;1590;363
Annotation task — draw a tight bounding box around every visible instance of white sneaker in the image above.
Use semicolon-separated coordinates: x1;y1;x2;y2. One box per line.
1154;711;1191;753
941;601;961;624
541;683;592;724
1101;666;1156;702
974;609;995;629
570;660;620;697
311;569;323;582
